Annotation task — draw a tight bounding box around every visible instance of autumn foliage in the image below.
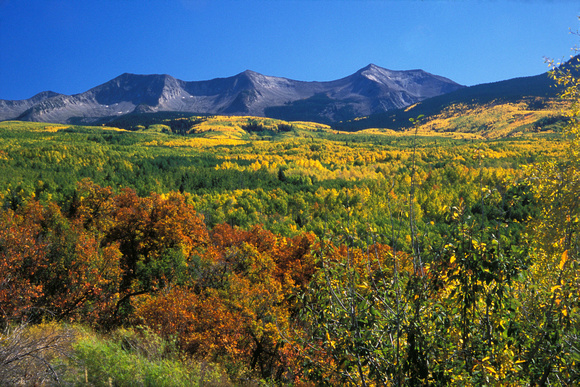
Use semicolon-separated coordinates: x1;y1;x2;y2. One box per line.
0;183;321;381
1;57;580;382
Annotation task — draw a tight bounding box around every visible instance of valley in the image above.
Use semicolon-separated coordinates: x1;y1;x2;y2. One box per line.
0;58;578;386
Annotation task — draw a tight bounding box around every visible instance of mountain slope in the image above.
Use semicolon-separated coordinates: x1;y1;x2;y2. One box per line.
266;65;464;122
1;65;464;124
0;91;63;121
334;68;563;132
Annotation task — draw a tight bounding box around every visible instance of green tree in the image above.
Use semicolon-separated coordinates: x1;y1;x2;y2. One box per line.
515;48;580;385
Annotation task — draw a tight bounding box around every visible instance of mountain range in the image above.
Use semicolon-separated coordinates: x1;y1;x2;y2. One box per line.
335;69;561;131
335;55;579;131
0;65;464;125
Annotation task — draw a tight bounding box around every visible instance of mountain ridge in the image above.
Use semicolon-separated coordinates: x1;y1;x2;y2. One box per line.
335;55;580;131
333;71;561;132
0;65;464;124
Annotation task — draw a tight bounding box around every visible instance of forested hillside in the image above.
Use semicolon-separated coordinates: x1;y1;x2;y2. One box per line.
0;62;578;385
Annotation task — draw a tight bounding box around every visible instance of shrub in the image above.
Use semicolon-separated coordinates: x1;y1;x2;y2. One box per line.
65;326;230;386
0;322;75;386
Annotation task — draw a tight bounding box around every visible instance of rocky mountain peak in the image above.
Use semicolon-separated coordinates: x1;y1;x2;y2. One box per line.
1;65;465;124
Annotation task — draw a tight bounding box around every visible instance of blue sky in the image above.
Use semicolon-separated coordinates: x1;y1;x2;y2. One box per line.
1;0;579;100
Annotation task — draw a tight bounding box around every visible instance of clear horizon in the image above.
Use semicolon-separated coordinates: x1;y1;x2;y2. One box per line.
1;0;579;101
